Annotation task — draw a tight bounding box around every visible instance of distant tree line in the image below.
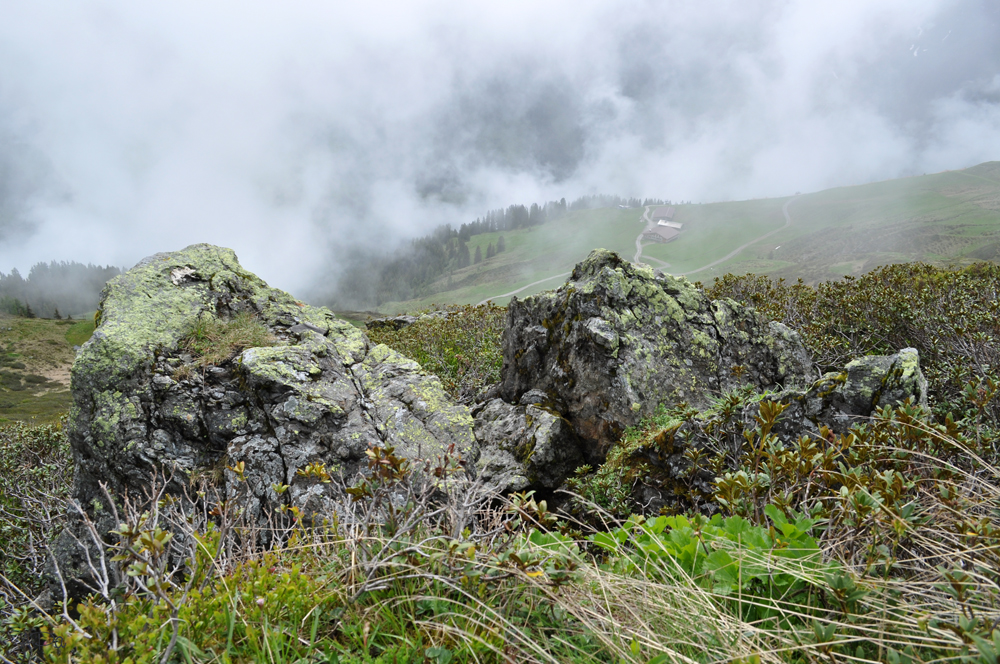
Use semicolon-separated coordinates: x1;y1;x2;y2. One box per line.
0;261;122;318
327;194;670;308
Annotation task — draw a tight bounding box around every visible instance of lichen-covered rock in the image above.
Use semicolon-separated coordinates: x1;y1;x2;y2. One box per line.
499;249;812;459
68;244;476;529
472;390;585;492
765;347;929;437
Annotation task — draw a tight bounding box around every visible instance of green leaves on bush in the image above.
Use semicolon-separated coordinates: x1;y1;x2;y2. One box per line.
707;262;1000;430
366;304;505;402
592;506;825;598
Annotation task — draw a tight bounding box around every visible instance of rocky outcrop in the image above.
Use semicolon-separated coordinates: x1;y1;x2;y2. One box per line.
499;249;813;462
764;347;929;438
67;244;477;529
472;390;585;492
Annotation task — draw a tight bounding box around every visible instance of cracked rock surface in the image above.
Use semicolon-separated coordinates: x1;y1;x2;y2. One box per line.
472;390;585;492
498;249;813;462
762;347;930;438
68;244;476;527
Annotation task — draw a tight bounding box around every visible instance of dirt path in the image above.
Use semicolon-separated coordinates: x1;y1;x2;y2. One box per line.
633;205;654;262
477;206;655;305
678;196;798;276
476;272;572;305
643;256;671;268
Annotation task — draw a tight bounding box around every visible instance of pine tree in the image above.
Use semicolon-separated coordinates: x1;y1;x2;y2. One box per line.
497;236;505;253
53;307;62;320
25;302;36;319
474;245;483;264
458;242;471;268
486;243;495;259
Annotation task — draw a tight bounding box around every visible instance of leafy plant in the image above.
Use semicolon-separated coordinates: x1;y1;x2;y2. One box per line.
707;262;1000;432
592;505;833;624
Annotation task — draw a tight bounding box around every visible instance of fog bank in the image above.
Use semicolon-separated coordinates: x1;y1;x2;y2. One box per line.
0;0;998;292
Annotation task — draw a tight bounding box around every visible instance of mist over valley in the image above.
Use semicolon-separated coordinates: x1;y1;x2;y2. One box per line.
1;0;999;303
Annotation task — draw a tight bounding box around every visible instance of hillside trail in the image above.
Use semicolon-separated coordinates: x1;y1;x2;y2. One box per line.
476;197;797;305
678;195;799;277
633;205;654;262
476;271;572;305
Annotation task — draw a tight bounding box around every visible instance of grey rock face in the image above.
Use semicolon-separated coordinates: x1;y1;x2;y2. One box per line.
499;249;813;461
68;244;477;528
765;347;930;437
472;392;585;492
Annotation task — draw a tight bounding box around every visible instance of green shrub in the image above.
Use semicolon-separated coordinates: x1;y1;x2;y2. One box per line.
366;304;506;402
0;421;72;658
593;506;835;624
706;262;1000;430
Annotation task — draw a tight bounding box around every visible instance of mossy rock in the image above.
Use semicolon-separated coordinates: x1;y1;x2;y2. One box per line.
499;249;813;461
66;244;477;543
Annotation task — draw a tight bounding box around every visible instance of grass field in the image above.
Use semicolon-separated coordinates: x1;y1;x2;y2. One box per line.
379;161;1000;312
0;314;95;423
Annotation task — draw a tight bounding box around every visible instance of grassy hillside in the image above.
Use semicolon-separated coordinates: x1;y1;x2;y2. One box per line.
380;162;1000;312
0;315;94;423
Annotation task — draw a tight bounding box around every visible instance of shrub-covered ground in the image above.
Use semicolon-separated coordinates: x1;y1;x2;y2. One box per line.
366;304;506;404
0;315;87;424
2;263;1000;663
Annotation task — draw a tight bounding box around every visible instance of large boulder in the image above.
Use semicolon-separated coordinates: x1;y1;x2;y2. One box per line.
499;249;813;461
67;244;477;529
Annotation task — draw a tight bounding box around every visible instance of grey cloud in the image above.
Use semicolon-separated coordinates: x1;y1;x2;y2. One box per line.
0;0;998;292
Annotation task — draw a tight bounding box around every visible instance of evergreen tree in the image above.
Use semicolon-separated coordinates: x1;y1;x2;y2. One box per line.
474;245;483;264
497;236;505;253
458;242;471;268
53;307;61;320
486;243;495;260
25;302;36;319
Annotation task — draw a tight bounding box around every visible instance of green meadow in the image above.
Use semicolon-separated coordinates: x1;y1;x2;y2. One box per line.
380;162;1000;312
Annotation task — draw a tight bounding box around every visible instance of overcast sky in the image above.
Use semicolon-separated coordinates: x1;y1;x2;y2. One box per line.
1;0;998;292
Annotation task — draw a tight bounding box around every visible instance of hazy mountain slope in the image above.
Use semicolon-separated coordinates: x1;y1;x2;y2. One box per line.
378;162;1000;312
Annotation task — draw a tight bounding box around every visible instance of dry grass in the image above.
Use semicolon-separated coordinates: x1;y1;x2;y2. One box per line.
173;311;277;380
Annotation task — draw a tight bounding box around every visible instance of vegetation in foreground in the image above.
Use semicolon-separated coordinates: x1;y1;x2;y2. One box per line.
1;262;999;663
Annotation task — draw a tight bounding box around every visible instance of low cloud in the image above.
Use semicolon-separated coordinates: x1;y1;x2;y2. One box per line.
0;0;997;293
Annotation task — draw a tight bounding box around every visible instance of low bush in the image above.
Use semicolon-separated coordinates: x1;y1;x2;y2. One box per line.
706;262;1000;430
366;304;506;403
0;421;73;659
